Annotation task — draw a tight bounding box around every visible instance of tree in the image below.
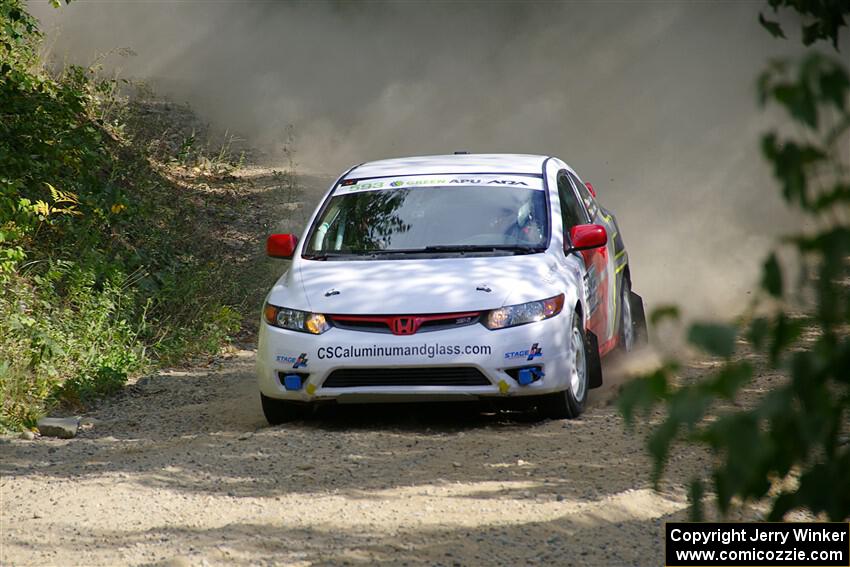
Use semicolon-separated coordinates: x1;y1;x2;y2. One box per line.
619;1;850;521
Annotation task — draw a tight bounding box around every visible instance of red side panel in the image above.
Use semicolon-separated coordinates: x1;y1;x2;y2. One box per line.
580;245;610;349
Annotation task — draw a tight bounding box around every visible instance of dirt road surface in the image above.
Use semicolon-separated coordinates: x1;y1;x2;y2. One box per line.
2;347;745;567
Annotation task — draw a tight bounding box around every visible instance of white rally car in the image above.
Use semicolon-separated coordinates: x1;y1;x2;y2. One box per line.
257;153;646;423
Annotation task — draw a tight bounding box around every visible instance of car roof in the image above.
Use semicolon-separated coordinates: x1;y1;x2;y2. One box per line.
345;153;551;180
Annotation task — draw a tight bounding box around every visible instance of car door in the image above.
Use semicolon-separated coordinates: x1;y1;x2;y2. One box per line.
567;172;620;354
557;170;608;344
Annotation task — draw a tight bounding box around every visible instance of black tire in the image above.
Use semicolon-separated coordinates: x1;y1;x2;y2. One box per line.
261;393;309;425
540;310;588;420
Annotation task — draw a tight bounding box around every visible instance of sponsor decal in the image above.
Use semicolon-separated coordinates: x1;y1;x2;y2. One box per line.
317;343;492;360
448;178;528;186
293;353;309;369
275;353;309;369
584;265;600;316
336;175;542;194
388;178;447;187
504;343;543;361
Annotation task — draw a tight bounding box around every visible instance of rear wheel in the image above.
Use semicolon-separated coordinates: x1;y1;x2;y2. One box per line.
540;311;588;419
261;393;309;425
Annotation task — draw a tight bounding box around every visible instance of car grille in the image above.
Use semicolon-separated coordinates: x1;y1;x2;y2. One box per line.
322;367;491;388
329;312;481;335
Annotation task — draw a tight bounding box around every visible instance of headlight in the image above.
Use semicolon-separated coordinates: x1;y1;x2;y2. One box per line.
484;294;565;330
263;303;330;334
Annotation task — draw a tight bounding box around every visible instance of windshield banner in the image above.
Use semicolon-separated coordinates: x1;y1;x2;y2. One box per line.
336;174;544;195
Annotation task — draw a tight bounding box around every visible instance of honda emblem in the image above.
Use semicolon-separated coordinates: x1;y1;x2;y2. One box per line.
391;317;416;335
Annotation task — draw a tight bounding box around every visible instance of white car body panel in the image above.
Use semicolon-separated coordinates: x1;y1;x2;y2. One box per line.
281;255;563;315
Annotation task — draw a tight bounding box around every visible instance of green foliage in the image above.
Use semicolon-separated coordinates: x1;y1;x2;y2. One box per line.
620;2;850;521
0;0;245;430
0;264;143;427
760;0;849;48
687;323;738;358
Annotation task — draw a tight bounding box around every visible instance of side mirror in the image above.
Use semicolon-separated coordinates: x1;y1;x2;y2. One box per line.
567;224;607;252
585;182;596;197
267;234;299;258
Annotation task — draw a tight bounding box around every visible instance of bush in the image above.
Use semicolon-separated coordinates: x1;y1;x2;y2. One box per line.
0;0;246;430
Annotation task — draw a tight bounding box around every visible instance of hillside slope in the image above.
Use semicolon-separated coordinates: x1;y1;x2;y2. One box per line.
0;0;317;429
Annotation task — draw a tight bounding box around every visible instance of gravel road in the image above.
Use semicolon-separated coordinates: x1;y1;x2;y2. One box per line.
0;347;741;567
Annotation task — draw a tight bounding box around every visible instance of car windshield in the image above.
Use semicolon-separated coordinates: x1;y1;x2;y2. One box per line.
304;180;548;258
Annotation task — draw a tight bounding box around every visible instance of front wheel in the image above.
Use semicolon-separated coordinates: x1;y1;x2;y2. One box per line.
261;393;310;425
539;311;588;420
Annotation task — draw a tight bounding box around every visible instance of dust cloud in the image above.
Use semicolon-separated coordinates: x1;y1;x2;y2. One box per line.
29;1;821;319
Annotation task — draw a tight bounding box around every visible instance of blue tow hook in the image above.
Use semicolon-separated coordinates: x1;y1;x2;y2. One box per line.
517;367;545;386
283;374;303;391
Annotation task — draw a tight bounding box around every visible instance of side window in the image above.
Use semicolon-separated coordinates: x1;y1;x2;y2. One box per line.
568;172;598;219
557;171;589;235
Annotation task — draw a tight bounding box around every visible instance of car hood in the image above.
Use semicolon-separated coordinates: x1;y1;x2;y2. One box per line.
287;254;563;315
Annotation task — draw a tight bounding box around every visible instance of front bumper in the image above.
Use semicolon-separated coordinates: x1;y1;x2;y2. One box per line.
257;310;574;403
257;311;578;403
